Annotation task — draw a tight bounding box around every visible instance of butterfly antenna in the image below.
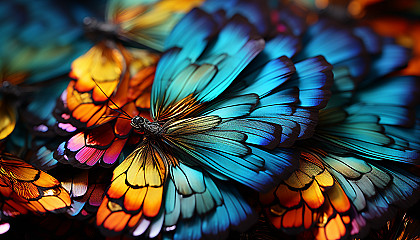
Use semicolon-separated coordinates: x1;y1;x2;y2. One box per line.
94;41;133;119
100;115;132;120
91;78;132;119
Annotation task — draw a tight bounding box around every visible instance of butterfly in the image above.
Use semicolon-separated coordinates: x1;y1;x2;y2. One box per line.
44;0;274;169
94;8;333;238
22;0;202;140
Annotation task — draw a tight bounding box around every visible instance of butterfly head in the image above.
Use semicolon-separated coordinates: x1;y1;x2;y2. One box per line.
131;116;162;135
83;17;119;42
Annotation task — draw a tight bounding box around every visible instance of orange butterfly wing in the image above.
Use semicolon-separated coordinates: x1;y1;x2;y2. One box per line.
56;58;157;167
97;140;174;234
0;154;71;216
66;41;159;128
260;149;352;240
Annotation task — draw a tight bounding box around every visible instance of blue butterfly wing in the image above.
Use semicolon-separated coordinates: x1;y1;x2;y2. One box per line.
316;110;419;164
152;11;264;121
361;39;411;86
163;115;297;191
245;33;301;72
295;19;369;82
349;76;419;126
202;0;271;35
244;56;333;146
166;173;256;240
230;56;296;97
353;26;383;55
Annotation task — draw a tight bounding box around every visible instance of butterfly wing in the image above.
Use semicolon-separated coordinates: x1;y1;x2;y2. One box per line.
315;108;419;164
97;140;173;235
63;43;159;128
0;154;71;216
210;23;333;148
61;169;111;218
260;149;352;240
294;19;369;83
151;9;264;122
0;99;16;140
202;0;272;36
360;35;411;86
161;114;295;192
323;152;420;238
107;0;204;51
55;104;135;168
164;164;257;239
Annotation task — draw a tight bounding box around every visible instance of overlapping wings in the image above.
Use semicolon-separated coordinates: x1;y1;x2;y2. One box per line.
151;8;265;122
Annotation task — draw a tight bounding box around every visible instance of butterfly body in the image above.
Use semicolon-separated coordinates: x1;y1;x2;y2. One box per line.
130;116;162;135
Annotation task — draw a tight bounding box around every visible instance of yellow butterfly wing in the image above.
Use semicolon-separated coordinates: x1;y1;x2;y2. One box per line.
66;42;159;127
97;140;175;233
0;99;16;140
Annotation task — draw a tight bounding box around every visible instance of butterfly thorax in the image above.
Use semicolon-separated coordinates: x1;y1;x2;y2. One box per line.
83;17;120;42
131;116;163;136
